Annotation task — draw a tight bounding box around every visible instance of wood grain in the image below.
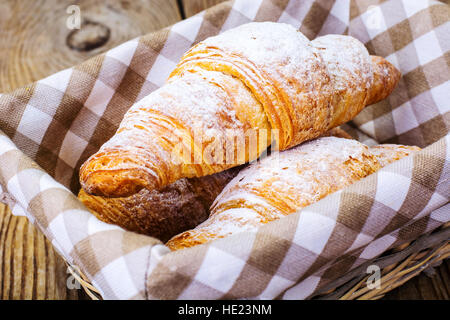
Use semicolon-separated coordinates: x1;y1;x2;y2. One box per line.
0;0;181;300
0;0;181;92
0;204;82;299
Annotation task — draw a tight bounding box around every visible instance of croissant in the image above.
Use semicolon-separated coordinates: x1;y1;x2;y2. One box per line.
78;127;349;240
78;167;240;242
166;138;420;250
80;22;401;198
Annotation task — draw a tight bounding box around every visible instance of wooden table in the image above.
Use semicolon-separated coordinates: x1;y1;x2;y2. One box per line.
0;0;448;300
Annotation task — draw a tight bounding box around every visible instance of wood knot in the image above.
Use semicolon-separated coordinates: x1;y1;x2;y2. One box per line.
66;20;110;51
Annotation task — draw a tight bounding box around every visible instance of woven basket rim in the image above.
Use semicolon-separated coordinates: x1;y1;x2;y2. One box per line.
67;222;449;300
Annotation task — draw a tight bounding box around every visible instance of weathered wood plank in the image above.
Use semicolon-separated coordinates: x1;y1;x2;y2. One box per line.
0;0;181;92
0;203;82;299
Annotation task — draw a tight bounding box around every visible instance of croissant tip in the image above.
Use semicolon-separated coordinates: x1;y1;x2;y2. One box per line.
367;55;402;105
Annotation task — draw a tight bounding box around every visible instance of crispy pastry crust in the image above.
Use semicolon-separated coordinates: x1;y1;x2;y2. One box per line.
80;22;400;197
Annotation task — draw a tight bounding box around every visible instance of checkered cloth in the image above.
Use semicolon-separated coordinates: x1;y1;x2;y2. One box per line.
0;0;448;299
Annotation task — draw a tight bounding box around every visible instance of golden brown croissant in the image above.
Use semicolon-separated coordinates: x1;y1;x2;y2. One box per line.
80;22;400;198
166;138;420;251
78;167;240;242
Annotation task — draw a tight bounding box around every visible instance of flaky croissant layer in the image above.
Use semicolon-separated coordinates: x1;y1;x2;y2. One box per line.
80;22;400;197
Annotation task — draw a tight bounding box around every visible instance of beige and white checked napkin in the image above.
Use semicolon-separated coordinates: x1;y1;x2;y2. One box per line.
0;0;448;299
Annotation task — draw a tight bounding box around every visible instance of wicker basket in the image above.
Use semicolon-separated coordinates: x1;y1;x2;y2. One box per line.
68;223;449;300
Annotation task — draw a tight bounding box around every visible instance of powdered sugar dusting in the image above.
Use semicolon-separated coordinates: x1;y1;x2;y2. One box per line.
174;22;377;149
312;34;373;91
370;144;420;167
213;137;379;217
